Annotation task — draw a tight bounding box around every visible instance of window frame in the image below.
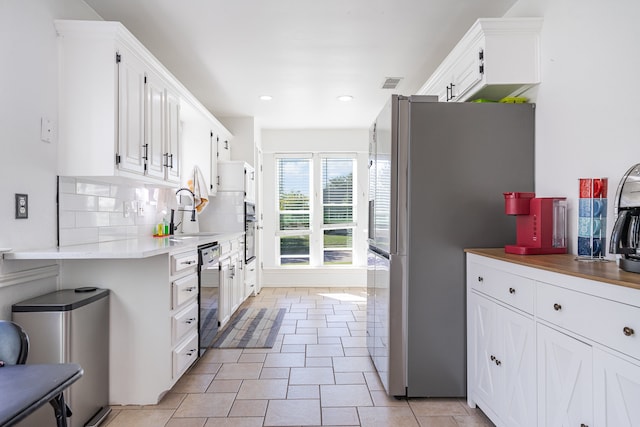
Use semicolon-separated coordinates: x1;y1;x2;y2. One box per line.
274;153;357;267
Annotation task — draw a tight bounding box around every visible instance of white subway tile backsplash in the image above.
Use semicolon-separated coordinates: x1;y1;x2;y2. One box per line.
98;197;117;212
58;211;76;229
76;212;110;228
77;181;111;197
58;178;167;246
59;228;99;246
98;226;129;242
109;212;135;227
59;177;77;194
60;193;98;211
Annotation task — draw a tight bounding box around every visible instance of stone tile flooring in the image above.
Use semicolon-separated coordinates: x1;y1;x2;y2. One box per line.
103;287;494;427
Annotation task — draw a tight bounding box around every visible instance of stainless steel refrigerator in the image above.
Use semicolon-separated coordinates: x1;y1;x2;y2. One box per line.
366;95;534;397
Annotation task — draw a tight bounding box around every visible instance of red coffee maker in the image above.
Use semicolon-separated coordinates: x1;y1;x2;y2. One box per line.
504;192;568;255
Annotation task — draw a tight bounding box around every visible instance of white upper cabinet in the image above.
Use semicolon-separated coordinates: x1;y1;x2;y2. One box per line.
55;20;221;187
217;136;231;162
165;88;181;184
116;44;146;175
418;18;543;102
217;161;254;202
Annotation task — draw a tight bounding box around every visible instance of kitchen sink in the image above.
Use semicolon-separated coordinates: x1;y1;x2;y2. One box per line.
168;236;198;242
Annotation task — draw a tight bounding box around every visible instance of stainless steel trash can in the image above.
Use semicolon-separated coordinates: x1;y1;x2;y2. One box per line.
12;287;110;427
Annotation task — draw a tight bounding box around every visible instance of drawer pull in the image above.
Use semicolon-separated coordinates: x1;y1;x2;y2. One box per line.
180;260;196;265
185;317;196;324
185;286;196;292
553;303;562;311
490;355;495;361
623;326;635;336
495;359;501;366
509;287;516;294
186;348;197;356
477;276;484;283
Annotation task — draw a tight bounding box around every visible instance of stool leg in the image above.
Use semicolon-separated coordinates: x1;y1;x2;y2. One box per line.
49;392;71;427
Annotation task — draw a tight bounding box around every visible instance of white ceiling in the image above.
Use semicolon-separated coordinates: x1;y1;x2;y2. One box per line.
83;0;517;129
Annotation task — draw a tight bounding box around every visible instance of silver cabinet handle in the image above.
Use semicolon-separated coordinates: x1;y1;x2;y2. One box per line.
181;260;196;265
185;286;196;292
185;317;196;324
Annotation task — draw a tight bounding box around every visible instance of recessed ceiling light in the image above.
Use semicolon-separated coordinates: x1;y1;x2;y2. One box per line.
259;95;273;101
337;95;354;102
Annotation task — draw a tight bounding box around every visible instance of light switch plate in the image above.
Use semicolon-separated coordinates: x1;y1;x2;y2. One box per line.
40;117;54;143
15;194;28;219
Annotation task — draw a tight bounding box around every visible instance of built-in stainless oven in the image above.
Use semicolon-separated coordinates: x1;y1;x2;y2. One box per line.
245;202;256;263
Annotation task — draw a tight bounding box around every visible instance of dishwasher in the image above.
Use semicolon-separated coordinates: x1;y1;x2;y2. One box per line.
12;287;110;427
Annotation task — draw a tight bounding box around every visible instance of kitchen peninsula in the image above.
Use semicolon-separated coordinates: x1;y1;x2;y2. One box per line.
4;232;244;405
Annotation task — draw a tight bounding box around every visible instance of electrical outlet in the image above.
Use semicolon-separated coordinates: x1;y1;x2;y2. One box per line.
15;194;28;219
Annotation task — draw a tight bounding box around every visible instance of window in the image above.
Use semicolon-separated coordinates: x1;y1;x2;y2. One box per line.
277;158;312;265
276;155;356;266
321;158;355;265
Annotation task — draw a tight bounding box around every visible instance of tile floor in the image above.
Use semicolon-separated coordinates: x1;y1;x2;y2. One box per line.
102;287;494;427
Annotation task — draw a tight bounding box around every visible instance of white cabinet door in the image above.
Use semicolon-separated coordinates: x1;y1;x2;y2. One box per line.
217;161;246;193
218;259;232;328
244;258;257;298
145;70;166;180
470;292;499;409
117;46;146;175
165;88;181;184
217;136;231;161
450;40;484;101
245;165;256;203
501;305;536;427
594;348;640;426
537;324;593;427
230;253;242;313
209;130;218;196
470;291;536;427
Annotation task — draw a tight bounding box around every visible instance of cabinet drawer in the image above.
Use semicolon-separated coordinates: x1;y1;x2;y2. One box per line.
171;251;198;275
219;240;232;258
468;261;535;314
172;332;198;379
537;283;640;360
172;301;198;345
172;272;198;309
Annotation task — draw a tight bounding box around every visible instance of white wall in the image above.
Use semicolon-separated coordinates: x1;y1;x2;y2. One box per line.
221;116;257;166
261;129;369;287
0;0;100;319
506;0;640;255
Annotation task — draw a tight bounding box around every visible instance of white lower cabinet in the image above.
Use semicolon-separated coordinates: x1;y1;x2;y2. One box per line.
537;323;593;427
594;348;640;426
469;267;536;427
218;257;232;328
467;253;640;427
216;235;246;329
244;258;257;297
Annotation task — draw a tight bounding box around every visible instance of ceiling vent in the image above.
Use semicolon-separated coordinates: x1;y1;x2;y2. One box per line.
381;77;403;89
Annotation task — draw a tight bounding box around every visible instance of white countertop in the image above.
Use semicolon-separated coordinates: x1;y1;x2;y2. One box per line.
2;232;244;260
